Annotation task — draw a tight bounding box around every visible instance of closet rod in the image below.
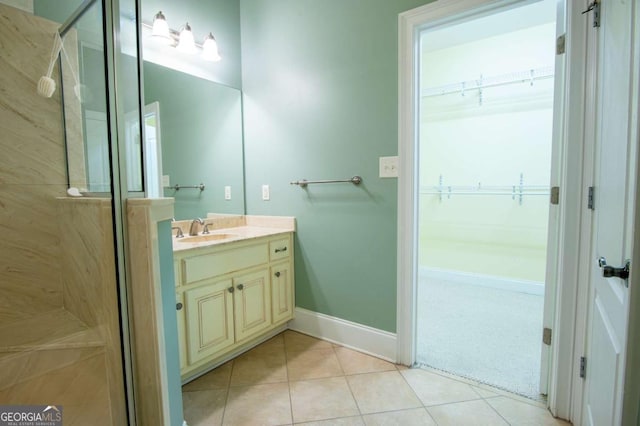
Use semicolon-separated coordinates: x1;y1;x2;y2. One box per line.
421;66;554;98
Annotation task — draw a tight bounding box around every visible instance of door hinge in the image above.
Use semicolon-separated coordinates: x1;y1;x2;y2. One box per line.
588;186;595;210
543;327;552;345
550;186;560;205
582;1;601;28
556;34;566;55
580;356;587;379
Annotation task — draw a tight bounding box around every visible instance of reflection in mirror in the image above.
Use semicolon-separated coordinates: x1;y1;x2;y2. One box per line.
61;0;110;193
60;0;145;194
144;102;164;197
143;61;245;218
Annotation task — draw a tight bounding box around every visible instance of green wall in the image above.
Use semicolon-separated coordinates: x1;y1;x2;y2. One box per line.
141;0;242;89
241;0;433;333
143;61;245;219
34;0;84;23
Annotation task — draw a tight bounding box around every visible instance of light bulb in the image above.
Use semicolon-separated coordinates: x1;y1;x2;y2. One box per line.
151;11;170;39
177;23;197;54
202;33;221;62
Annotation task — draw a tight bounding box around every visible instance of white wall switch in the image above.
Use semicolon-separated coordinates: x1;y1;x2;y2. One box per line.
162;175;170;187
262;184;270;201
379;156;399;178
224;186;231;200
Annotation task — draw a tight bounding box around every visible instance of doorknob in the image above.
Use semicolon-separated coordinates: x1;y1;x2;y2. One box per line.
598;257;631;280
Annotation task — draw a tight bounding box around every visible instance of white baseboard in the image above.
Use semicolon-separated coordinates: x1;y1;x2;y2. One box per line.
419;266;545;296
288;307;397;363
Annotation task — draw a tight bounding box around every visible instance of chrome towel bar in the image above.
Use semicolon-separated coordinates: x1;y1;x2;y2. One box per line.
290;176;362;188
167;183;206;191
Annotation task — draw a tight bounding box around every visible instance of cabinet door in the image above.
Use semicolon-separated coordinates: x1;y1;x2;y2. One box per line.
271;261;294;325
233;268;271;342
176;292;187;370
185;279;234;365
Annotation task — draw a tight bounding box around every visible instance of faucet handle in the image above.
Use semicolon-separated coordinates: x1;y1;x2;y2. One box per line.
171;226;184;238
202;223;211;234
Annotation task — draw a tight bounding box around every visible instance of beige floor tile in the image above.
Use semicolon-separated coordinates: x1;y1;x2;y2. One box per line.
401;368;481;406
287;348;343;381
427;399;508;426
347;371;422;414
230;346;287;386
243;334;285;356
223;382;291;426
183;362;233;392
182;389;227;426
334;347;396;375
298;416;365;426
290;377;360;423
362;408;436;426
487;397;571;425
284;330;333;353
472;385;500;398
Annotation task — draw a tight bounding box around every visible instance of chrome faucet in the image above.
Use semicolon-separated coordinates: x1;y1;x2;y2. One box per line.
202;223;212;234
171;226;184;238
189;218;204;236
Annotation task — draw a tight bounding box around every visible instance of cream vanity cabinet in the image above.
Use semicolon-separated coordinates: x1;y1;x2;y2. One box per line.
175;233;294;379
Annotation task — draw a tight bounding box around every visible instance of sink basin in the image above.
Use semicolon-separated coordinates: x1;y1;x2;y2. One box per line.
177;233;237;243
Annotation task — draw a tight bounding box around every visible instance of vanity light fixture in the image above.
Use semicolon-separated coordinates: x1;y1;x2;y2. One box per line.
146;11;222;61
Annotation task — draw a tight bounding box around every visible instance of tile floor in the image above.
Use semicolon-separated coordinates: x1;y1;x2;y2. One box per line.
182;331;571;426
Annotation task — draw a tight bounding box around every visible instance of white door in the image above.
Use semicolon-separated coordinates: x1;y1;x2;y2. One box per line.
583;1;636;424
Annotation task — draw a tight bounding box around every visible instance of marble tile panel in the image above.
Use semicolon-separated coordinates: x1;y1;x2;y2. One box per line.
290;377;359;423
0;184;65;321
0;5;66;186
346;371;422;415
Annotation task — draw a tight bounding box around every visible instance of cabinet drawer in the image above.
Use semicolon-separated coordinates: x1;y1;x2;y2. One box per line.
183;243;269;284
269;237;291;261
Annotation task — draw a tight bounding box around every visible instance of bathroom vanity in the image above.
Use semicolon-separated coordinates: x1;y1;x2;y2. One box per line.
172;215;295;381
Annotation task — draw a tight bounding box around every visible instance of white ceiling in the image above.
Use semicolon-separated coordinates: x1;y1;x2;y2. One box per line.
421;0;557;53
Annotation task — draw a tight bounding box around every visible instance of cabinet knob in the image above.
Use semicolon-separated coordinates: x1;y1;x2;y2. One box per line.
237;284;244;291
275;247;287;253
274;271;281;277
176;302;183;311
228;286;234;293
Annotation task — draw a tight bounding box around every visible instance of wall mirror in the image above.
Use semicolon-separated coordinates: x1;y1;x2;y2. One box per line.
142;61;245;218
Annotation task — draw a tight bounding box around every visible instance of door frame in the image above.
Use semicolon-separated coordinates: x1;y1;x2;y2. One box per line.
397;0;589;418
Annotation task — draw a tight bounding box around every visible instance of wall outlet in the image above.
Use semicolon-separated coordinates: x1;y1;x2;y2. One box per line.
162;175;170;187
262;184;270;201
224;186;231;200
379;156;399;178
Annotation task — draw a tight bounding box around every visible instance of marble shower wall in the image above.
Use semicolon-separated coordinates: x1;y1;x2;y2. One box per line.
0;3;67;324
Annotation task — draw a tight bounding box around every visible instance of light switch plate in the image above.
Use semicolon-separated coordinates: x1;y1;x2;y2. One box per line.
224;186;231;200
262;184;270;201
379;156;399;178
162;175;170;187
